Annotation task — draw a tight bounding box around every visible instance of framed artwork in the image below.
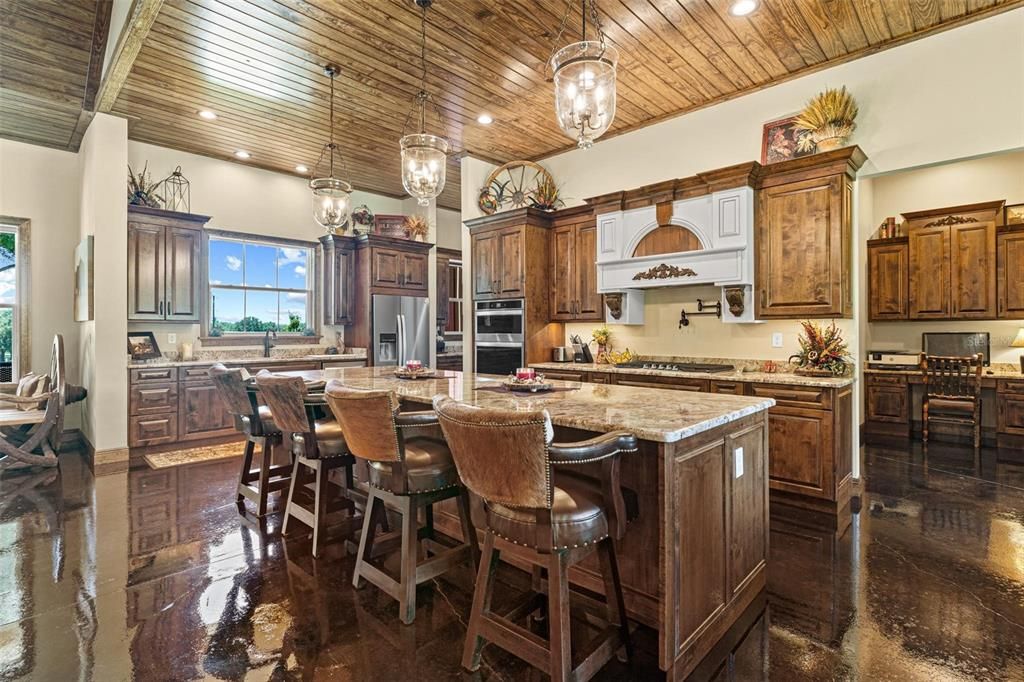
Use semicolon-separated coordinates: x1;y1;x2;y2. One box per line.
761;115;816;165
73;236;94;322
1006;203;1024;226
127;331;162;360
374;214;408;238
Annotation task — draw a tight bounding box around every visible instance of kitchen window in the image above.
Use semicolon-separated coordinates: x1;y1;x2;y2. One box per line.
205;232;316;336
446;259;463;335
0;223;25;383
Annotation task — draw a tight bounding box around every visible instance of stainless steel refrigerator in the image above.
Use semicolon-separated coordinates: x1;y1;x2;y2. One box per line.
372;294;431;367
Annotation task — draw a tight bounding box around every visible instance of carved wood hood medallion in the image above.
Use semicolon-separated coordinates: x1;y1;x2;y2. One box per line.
632;264;698;281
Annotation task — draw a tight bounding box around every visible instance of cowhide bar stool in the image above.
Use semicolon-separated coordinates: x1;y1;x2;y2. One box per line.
208;364;288;517
323;381;478;625
434;396;637;682
255;374;360;557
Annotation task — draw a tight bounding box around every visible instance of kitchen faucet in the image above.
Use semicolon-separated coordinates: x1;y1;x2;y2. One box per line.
263;330;276;358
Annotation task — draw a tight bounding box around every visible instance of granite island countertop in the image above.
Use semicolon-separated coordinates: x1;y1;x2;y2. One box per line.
276;366;775;444
529;361;855;388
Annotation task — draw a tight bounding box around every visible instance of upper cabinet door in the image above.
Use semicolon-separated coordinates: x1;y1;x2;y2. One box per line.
998;229;1024;319
498;227;525;297
128;223;165;320
472;230;499;299
575;221;603;320
756;176;846;318
909;226;951;319
868;242;909;321
399;251;428;292
370;247;401;289
950;221;996;318
550;224;575;320
164;226;201;321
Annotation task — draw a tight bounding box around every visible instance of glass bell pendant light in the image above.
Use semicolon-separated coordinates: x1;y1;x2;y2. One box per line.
550;0;618;149
400;0;450;206
310;65;353;233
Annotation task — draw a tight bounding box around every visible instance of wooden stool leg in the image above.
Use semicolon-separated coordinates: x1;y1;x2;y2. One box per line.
311;460;329;558
282;456;303;536
353;489;379;589
598;538;632;662
256;439;273;517
236;439;255;510
399;495;419;624
456;488;480;567
548;550;572;682
463;533;499;672
922;401;929;444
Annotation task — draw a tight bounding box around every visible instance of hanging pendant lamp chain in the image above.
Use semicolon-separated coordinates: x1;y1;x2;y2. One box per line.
401;0;450;144
314;65;350;183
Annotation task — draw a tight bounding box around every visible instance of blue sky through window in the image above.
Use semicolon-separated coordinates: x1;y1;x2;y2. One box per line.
208;237;311;331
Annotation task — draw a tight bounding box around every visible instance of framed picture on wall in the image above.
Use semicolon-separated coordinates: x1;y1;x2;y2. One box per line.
1006;203;1024;225
760;115;817;165
127;331;162;360
73;236;94;322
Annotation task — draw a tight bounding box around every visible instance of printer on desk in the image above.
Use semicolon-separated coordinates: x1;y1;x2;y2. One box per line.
867;350;920;371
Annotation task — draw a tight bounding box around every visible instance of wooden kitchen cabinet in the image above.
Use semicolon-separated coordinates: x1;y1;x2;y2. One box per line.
466;208;554;302
755;148;863;319
498;228;525;297
357;234;432;295
472;229;500;298
998;379;1024;436
128;205;208;322
550;206;603;322
320;234;355;325
865;373;909;427
901;201;1003;321
998;227;1024;319
178;382;235;441
867;238;909;321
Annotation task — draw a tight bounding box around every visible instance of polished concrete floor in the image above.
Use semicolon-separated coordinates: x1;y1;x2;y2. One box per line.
0;442;1022;681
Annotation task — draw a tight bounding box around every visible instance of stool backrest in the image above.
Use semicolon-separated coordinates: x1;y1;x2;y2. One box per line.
323;382;402;462
433;396;552;510
208;364;257;417
254;374;312;434
920;353;983;400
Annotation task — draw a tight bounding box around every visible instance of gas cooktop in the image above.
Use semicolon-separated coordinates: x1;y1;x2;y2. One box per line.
614;361;735;374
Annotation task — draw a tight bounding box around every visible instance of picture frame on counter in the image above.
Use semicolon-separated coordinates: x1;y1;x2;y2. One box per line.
760;114;816;165
127;331;162;360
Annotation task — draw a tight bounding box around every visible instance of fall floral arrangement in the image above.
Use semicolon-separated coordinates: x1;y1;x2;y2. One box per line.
403;214;430;240
794;86;858;153
127;163;164;208
789;320;850;376
530;174;564;211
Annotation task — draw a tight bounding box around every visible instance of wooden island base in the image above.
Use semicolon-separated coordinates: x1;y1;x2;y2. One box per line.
435;412;769;678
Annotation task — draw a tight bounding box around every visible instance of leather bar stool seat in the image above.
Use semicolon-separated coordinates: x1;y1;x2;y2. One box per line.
292;417;348;457
486;474;609;550
366;436;459;494
239;404;277;436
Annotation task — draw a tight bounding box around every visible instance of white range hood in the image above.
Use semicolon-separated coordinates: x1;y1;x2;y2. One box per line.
595;186;758;323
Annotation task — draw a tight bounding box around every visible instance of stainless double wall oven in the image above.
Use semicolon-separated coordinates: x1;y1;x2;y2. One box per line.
474;299;524;376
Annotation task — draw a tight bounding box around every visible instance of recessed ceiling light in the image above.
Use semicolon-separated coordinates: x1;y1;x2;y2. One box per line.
234;150;251;159
197;109;218;120
729;0;758;16
477;113;494;125
295;164;309;173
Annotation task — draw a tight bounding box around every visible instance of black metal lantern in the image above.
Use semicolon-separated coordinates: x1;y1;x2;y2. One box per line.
161;166;191;213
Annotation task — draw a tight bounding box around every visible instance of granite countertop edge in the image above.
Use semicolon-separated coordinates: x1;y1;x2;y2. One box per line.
529;362;855;388
129;353;368;369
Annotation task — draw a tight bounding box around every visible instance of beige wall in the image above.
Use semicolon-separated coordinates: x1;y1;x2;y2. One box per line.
79;114;129;452
866;150;1024;364
0;140;83;427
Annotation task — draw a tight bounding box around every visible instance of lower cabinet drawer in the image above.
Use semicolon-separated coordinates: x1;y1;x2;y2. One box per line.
709;380;745;395
613;375;709;392
998;394;1024;435
130;383;178;415
749;383;830;409
129;413;179;447
542;370;588;382
998;379;1024;396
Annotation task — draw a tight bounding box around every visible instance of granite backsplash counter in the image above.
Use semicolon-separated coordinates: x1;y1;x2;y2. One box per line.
530;360;855;388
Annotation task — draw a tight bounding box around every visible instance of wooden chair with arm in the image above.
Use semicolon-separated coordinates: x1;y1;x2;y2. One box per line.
0;335;85;469
433;395;637;682
255;373;360;557
207;364;288;517
323;381;478;625
920;353;984;449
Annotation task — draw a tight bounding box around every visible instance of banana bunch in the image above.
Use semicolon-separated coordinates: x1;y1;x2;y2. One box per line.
598;348;637;365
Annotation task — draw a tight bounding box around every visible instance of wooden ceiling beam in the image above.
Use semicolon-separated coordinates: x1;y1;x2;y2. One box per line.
94;0;165;112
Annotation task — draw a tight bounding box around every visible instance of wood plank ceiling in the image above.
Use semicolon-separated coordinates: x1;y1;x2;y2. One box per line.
0;0;110;150
3;1;1021;210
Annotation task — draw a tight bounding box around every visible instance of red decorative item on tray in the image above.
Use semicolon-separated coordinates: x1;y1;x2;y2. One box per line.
505;372;553;393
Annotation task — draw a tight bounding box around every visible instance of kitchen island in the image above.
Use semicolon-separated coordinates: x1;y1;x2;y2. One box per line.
283;366;774;678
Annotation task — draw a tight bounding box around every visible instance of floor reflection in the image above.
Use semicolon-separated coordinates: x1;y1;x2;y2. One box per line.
0;442;1021;680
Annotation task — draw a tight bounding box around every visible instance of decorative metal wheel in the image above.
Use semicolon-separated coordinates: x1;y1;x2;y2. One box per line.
478;160;557;215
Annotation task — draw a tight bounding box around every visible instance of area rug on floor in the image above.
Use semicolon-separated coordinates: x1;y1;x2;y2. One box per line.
143;443;243;470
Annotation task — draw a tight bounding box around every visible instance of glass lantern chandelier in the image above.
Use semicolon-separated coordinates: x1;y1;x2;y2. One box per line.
400;0;450;206
310;65;353;233
550;0;618;149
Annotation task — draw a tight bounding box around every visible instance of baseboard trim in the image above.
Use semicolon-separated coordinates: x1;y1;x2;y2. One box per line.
75;430;130;476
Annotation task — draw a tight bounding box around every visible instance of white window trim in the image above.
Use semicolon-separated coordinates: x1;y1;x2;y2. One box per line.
201;229;319;341
0;217;30;383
